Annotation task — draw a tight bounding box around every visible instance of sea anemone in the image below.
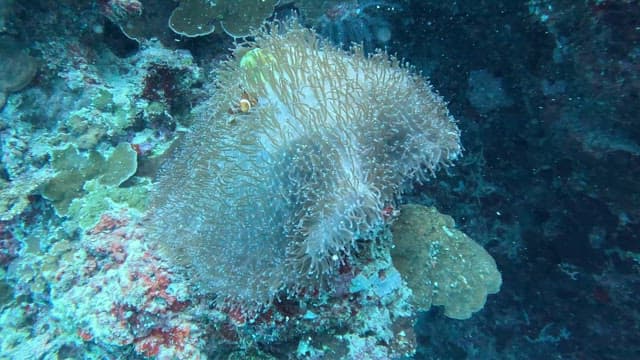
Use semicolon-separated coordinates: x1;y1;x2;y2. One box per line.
147;22;460;306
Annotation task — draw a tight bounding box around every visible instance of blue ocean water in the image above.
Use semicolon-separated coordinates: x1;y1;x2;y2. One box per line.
0;1;638;359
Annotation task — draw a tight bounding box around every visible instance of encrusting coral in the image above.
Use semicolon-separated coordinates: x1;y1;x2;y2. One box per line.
147;23;461;306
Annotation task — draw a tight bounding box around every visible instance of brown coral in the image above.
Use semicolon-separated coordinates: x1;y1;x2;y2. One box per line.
391;204;502;320
168;0;279;38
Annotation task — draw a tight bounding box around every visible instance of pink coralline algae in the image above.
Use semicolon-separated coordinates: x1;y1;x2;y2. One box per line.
3;204;417;358
51;210;204;359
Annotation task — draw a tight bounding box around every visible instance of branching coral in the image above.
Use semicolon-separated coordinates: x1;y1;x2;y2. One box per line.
147;23;460;305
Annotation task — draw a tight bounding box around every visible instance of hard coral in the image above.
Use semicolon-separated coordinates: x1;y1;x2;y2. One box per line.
168;0;279;38
41;143;138;215
391;204;502;320
147;23;460;306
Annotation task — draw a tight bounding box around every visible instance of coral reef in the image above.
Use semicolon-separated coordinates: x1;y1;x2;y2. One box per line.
2;210;204;359
167;0;218;38
6;193;488;359
0;36;37;110
0;21;201;220
4;5;478;355
169;0;279;38
105;0;403;49
101;0;177;44
41;142;138;216
105;0;280;42
304;0;403;52
391;204;501;320
5;0;637;358
0;168;52;221
147;23;461;306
